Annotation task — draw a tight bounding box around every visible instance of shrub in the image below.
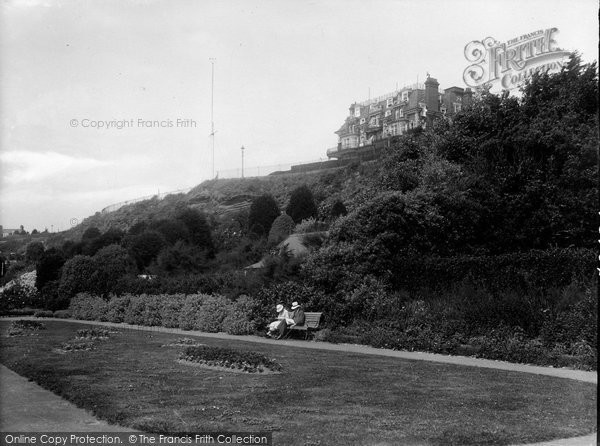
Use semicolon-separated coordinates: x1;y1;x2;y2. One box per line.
69;293;107;320
195;294;231;333
159;295;185;328
53;309;72;319
105;295;130;322
248;194;280;236
295;217;329;234
141;295;163;326
123;295;148;325
222;295;257;335
330;200;347;219
92;244;136;296
268;213;295;245
0;282;42;311
178;294;208;330
286;185;318;224
34;310;54;318
59;255;97;299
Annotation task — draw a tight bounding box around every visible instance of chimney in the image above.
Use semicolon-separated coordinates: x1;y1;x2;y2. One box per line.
463;88;473;107
425;76;440;112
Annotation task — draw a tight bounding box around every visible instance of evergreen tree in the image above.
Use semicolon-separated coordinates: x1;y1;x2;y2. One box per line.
286;185;318;224
248;194;280;236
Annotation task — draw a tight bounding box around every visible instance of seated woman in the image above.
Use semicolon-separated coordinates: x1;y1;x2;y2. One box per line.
266;304;288;337
273;301;305;339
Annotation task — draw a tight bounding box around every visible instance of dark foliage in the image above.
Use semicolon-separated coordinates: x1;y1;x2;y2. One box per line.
35;248;65;291
176;209;215;256
286;185;318;223
330;200;347;219
25;242;45;263
123;230;167;271
248;194;280;236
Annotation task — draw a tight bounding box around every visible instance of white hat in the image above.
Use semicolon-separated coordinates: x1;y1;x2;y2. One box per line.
276;304;283;312
291;302;300;309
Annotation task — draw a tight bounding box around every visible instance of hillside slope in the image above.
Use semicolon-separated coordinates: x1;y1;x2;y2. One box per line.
62;163;372;241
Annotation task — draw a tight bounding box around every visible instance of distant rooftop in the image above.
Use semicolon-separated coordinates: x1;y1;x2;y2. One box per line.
355;82;429;107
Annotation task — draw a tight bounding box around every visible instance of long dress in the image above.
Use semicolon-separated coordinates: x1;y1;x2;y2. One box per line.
268;309;289;331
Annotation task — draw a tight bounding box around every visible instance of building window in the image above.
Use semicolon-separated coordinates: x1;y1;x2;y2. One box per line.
385;110;391;117
453;103;462;113
354;107;361;118
386;98;393;108
395;108;404;119
401;91;409;102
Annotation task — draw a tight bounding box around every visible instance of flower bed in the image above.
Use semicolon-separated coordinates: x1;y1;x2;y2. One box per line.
162;337;205;348
179;345;282;373
55;340;95;353
7;320;46;336
76;328;112;340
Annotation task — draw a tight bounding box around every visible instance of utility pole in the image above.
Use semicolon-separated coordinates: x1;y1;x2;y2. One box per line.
209;58;216;179
241;145;245;179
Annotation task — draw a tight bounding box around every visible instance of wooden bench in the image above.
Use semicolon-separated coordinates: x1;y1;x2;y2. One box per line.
286;312;322;340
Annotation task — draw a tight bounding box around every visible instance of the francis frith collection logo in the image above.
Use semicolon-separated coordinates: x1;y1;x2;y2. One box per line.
463;28;571;91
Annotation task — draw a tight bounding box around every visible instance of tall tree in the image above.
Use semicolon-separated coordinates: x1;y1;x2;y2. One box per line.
248;194;280;236
286;185;318;224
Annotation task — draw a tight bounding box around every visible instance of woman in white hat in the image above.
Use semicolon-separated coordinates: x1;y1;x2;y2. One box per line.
271;301;305;339
266;304;289;337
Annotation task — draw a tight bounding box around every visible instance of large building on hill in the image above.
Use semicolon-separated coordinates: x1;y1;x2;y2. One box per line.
327;75;473;160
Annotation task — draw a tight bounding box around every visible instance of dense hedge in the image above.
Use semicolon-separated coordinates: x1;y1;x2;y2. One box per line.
68;292;253;335
390;248;595;292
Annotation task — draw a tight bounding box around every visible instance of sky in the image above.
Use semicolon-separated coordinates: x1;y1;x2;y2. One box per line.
0;0;598;232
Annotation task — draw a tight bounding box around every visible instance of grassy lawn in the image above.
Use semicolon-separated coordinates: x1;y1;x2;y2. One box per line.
0;320;596;446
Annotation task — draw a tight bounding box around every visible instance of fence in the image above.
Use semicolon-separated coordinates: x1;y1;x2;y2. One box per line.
100;157;342;215
216;158;335;179
101;187;192;214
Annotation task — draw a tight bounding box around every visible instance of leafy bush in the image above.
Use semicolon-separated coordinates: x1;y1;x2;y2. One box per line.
0;282;42;311
268;213;295;245
222;295;256;335
195;294;231;333
106;295;130;323
53;309;72;319
123;294;148;325
178;294;207;330
294;217;328;234
34;310;54;318
330;200;347;219
59;255;97;299
180;345;282;373
69;293;107;320
159;295;185;328
3;307;37;316
248;194;280;236
286;185;318;224
140;295;163;326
